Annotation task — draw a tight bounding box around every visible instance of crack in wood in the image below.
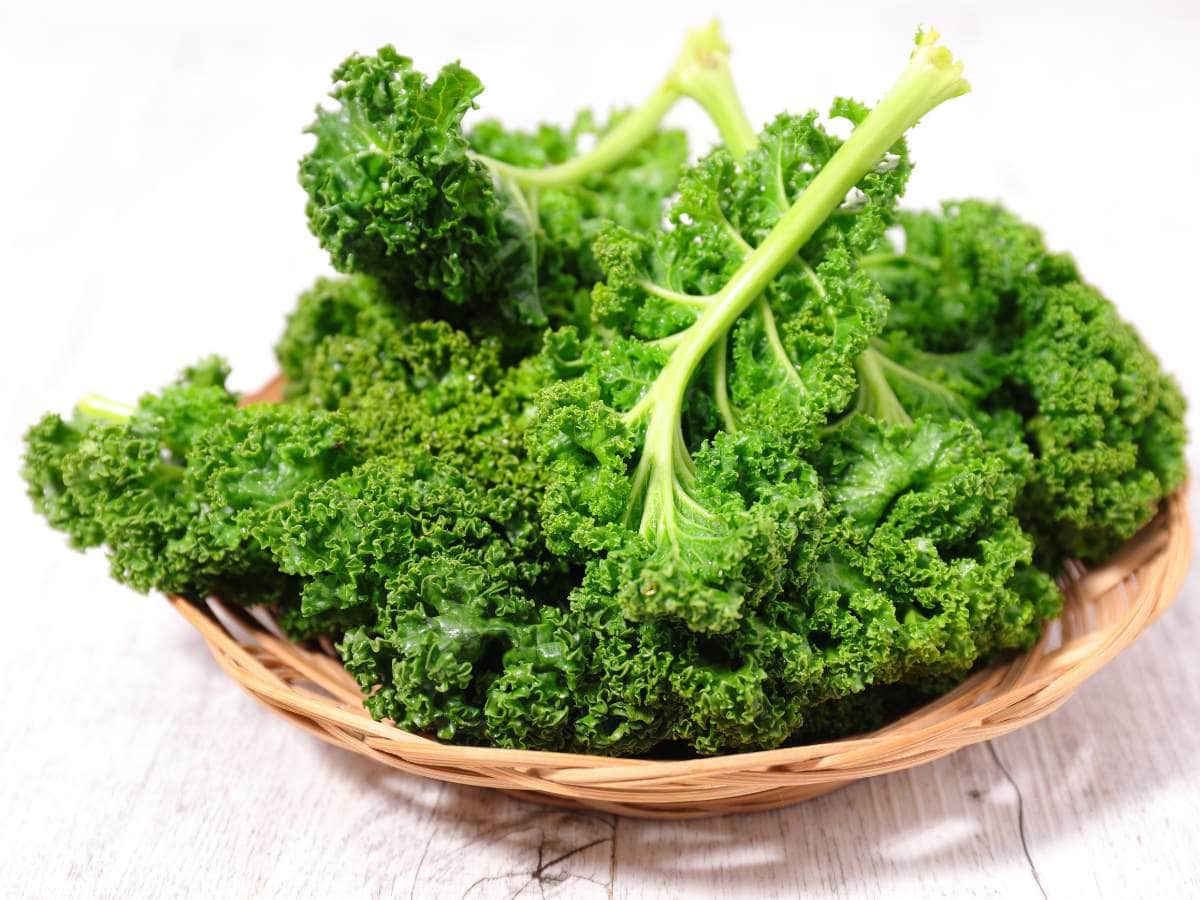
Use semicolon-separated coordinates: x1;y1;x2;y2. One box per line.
409;782;445;900
987;741;1049;900
535;836;610;878
455;828;613;899
461;871;523;898
511;835;612;899
608;815;618;900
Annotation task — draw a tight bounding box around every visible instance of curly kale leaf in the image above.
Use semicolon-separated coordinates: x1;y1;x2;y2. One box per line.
262;445;556;638
532;31;969;634
815;419;1060;685
868;202;1187;563
865;199;1078;349
341;558;580;746
22;359;295;604
468;109;689;332
275;275;408;401
1010;283;1187;562
24;412;107;550
299;26;755;341
299;50;532;319
278;296;558;562
24;312;566;637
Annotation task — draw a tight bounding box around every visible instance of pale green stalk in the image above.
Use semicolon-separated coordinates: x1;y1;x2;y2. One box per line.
76;394;135;424
624;29;970;535
474;22;756;189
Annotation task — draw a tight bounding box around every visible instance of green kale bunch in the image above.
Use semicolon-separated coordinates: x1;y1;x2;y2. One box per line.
22;26;1187;756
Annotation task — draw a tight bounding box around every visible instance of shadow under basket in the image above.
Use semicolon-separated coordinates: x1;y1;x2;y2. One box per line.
169;376;1193;819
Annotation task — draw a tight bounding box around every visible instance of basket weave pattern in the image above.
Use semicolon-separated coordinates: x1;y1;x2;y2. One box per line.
170;379;1193;818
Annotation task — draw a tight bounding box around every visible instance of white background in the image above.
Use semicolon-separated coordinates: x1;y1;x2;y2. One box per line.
2;1;1199;897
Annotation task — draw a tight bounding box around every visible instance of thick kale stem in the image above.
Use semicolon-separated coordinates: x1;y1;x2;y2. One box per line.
649;331;689;352
474;22;756;190
670;21;758;157
75;394;134;424
625;28;967;544
638;385;694;537
477;85;678;190
641;29;969;425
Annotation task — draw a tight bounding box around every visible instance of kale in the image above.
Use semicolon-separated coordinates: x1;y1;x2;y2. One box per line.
299;24;753;349
863;201;1187;564
22;26;1186;755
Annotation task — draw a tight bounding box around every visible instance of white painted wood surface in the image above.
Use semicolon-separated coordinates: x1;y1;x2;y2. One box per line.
3;3;1199;897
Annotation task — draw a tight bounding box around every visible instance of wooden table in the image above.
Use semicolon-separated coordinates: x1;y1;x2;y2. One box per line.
3;5;1199;897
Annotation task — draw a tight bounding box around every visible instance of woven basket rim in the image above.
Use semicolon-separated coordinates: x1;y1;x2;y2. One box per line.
165;377;1193;817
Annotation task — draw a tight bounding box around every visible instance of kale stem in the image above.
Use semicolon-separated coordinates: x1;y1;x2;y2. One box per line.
75;394;134;424
644;29;969;417
475;84;678;190
473;22;756;190
626;29;968;530
671;21;758;157
637;280;712;308
855;349;912;426
870;347;969;416
711;334;738;432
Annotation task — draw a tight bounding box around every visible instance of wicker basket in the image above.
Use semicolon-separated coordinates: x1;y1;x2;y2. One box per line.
168;377;1193;819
